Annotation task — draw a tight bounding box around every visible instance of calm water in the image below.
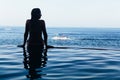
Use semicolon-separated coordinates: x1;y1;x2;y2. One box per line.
0;27;120;80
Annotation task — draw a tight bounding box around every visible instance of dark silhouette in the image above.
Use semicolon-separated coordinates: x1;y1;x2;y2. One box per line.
23;46;47;79
19;8;47;48
18;8;48;79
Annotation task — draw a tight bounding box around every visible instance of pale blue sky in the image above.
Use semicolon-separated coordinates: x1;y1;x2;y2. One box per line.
0;0;120;28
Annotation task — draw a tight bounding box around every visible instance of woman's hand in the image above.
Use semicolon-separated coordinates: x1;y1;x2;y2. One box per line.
46;45;54;49
17;44;25;48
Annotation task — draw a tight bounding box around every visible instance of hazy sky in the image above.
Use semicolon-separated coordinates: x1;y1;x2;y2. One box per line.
0;0;120;28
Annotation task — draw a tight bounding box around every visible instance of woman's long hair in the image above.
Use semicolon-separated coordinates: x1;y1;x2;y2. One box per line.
31;8;41;20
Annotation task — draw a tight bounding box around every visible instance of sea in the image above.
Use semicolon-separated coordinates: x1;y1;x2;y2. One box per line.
0;27;120;80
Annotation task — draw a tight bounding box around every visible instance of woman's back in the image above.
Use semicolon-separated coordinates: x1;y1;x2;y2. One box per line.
28;20;44;45
22;8;47;48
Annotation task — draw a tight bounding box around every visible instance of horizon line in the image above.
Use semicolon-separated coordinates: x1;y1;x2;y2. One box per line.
0;26;120;28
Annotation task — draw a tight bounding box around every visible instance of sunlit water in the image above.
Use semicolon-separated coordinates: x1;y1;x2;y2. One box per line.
0;27;120;80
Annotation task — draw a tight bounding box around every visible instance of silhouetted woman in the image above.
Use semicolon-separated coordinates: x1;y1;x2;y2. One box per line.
20;8;48;79
22;8;48;48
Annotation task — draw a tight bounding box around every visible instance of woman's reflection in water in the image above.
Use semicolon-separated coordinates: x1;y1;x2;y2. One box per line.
23;46;47;79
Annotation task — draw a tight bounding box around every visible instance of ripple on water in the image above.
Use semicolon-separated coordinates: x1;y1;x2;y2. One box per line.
0;46;120;80
42;49;120;80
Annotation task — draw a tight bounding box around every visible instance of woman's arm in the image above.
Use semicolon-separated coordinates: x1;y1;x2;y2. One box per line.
23;20;29;47
41;20;48;48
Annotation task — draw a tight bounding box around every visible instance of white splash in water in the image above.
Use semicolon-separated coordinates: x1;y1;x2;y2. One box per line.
52;36;70;40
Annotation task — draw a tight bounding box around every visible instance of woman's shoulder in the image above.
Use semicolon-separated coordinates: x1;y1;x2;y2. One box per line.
40;19;45;22
26;19;31;22
26;19;31;24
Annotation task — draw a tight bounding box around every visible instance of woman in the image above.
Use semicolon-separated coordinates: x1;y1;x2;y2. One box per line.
22;8;48;49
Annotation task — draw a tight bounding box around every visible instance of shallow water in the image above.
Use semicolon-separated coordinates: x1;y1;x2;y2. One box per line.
0;27;120;80
0;45;120;80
